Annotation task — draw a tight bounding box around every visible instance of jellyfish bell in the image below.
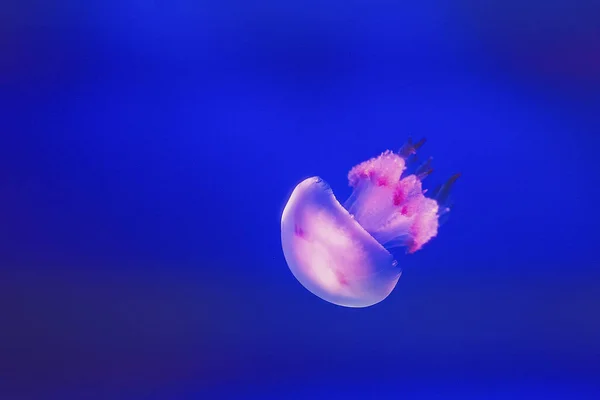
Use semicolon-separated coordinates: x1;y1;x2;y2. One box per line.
281;177;401;308
281;138;458;308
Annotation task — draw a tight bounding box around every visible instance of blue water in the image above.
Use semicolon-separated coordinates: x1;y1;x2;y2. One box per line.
1;1;599;398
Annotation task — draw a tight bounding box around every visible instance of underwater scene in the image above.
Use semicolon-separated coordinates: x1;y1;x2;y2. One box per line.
2;1;599;399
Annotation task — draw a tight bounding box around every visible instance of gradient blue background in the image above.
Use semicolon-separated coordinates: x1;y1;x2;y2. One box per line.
1;1;599;399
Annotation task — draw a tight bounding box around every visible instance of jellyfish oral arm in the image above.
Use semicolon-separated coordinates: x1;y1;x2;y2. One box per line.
345;151;439;253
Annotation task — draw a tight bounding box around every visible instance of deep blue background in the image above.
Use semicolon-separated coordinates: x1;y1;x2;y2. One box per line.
1;1;599;398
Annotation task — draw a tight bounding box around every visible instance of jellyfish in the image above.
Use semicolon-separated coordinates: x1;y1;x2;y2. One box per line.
281;138;459;308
